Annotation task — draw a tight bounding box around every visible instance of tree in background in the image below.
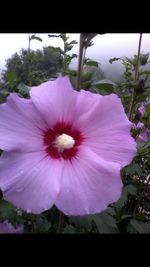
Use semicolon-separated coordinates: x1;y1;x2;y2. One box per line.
1;46;63;87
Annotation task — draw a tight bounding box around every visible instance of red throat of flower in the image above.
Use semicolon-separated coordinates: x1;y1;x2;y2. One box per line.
43;122;84;160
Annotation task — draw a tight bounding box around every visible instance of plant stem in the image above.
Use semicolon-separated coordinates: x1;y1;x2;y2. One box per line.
57;212;65;233
128;33;143;121
76;34;84;90
81;47;87;71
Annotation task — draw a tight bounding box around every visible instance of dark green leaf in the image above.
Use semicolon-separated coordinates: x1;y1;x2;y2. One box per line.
6;71;17;82
115;185;137;209
105;207;116;216
0;200;17;221
69;215;92;231
109;57;121;64
92;79;116;94
124;163;143;176
62;225;78;233
48;34;60;38
92;211;119;233
146;105;150;116
69;40;78;45
145;202;150;211
17;83;30;96
127;219;150;233
85;60;99;67
35;217;51;233
30;36;42;42
120;215;133;221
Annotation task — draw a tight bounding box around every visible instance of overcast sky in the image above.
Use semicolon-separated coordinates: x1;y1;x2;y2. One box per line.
0;34;150;82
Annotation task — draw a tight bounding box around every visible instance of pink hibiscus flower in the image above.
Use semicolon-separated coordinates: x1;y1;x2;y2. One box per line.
0;76;136;215
0;220;24;234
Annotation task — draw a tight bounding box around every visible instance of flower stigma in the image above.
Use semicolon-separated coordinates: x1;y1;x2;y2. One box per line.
54;133;75;151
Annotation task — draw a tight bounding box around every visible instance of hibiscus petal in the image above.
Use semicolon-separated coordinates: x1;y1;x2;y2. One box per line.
30;76;77;126
55;146;122;216
0;93;48;152
0;151;64;214
73;90;136;167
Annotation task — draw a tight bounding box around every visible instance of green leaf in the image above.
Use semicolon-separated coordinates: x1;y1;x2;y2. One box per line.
92;79;116;94
105;207;116;216
127;219;150;233
48;34;60;38
124;185;137;195
6;71;17;82
69;215;92;231
30;35;42;42
115;185;137;209
92;211;119;233
69;40;78;45
145;202;150;211
51;47;63;54
124;163;143;176
0;90;10;98
146;105;150;116
85;60;99;67
0;200;17;221
109;57;121;64
17;83;30;96
120;215;133;221
35;217;51;233
62;225;78;233
133;213;147;222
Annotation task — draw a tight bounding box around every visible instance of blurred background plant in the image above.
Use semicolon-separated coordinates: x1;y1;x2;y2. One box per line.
0;33;150;234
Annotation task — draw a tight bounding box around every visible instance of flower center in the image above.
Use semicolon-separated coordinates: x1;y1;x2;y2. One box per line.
43;122;84;160
54;133;75;151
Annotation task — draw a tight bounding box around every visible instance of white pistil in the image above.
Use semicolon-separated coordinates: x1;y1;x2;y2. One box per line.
54;133;75;151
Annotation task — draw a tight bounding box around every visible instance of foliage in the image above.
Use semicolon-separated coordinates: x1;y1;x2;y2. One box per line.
48;33;78;74
0;46;63;90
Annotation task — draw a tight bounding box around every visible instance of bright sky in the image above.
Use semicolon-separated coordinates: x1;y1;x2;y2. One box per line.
0;34;150;81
